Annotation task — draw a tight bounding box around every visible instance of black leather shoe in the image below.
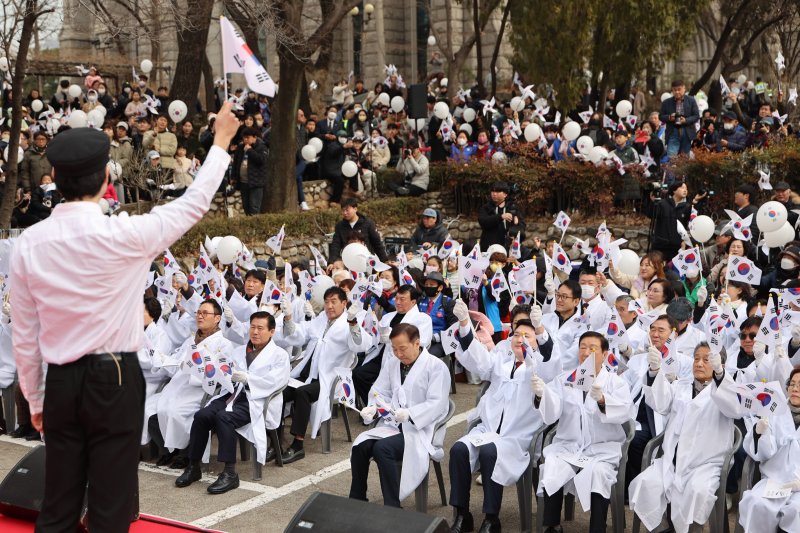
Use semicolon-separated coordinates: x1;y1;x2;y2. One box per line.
208;471;239;494
543;527;563;533
175;466;201;488
477;517;501;533
24;431;42;441
264;448;277;463
281;447;305;464
9;424;32;438
156;452;176;467
450;511;474;533
169;455;189;470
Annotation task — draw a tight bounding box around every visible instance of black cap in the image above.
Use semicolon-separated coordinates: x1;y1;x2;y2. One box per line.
722;111;737;120
425;271;445;285
775;181;791;191
735;183;756;197
47;128;110;178
490;181;510;193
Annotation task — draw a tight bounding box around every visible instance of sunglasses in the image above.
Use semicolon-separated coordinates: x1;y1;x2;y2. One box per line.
738;332;757;340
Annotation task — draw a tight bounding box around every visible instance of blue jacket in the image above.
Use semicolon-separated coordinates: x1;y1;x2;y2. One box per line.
659;95;700;139
718;124;748;152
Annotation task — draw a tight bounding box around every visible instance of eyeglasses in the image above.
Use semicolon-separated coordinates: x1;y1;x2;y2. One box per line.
739;332;757;340
788;381;800;390
555;293;574;300
196;311;220;318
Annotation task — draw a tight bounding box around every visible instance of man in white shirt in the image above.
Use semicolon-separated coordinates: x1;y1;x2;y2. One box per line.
10;102;238;532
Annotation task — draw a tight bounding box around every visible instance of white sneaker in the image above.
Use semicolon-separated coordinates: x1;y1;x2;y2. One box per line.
300;201;310;211
726;494;732;511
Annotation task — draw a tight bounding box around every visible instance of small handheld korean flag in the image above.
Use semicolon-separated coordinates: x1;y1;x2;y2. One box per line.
396;246;409;271
163;249;179;274
605;311;629;348
197;244;215;281
308;245;328;274
334;367;357;411
758;169;772;191
372;392;397;426
458;255;487;290
216;352;235;395
676;220;693;248
673;247;701;275
564;350;597;391
734;381;786;417
266;224;286;254
361;310;379;338
603;349;629;374
220;15;276;97
551;243;572;275
754;298;781;349
509;232;522;259
727;256;762;285
260;280;283;308
441;322;462;355
438;236;460;260
201;351;218;395
554;211;571;236
489;268;508;299
659;331;680;377
399;268;416;287
513;259;537;291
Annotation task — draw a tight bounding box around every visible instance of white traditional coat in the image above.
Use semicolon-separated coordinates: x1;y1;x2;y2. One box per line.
0;318;14;389
363;306;432;366
629;370;741;533
536;367;632;511
352;349;450;501
541;310;588;371
138;319;175;444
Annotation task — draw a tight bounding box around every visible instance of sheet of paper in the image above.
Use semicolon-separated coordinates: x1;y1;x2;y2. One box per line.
287;378;306;389
764;479;792;499
466;432;501;447
558;452;594;469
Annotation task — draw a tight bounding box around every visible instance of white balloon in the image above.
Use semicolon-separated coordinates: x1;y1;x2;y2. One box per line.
301;144;317;162
587;146;608;164
168;100;188;122
462;108;477;123
95;105;107;117
87;109;105;128
576;135;594;155
510;96;525;112
757;201;789;232
523;123;541;142
0;57;7;72
377;92;391;107
342;160;358;177
216;235;243;264
68;84;82;98
308;137;323;153
689;215;715;243
615;100;632;118
3;146;23;163
660;92;672;102
491;151;507;163
311;275;335;307
67;110;88;128
736;74;747;85
617;249;640;277
208;236;223;257
427;35;436;46
390;95;405;113
764;222;796;248
140;59;153;74
342;243;371;272
98;198;110;215
562;121;581;141
697;98;708;114
31;99;43;113
459;123;473;136
407;117;425;131
433;101;450;120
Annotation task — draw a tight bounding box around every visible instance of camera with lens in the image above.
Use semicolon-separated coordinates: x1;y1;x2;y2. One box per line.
699;187;715;198
674;113;685;126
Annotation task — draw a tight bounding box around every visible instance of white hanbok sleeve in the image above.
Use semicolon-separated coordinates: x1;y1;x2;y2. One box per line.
247;348;291;401
408;364;449;428
644;369;675;416
537;378;563;426
595;374;632;424
453;328;494;382
228;290;257;322
711;371;745;419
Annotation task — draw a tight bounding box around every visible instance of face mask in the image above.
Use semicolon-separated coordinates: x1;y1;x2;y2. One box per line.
338;137;348;144
457;138;467;146
138;81;146;88
685;266;699;279
124;87;131;94
381;279;394;291
88;95;97;103
425;265;438;274
423;286;439;298
545;133;556;141
580;284;596;300
328;112;337;121
98;89;106;96
489;262;501;273
723;123;734;131
781;258;797;270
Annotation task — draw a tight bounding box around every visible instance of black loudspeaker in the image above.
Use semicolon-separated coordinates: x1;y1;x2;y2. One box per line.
408;84;428;119
285;492;449;533
0;444;46;521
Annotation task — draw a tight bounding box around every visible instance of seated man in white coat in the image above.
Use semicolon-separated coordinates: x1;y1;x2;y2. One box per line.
278;286;370;464
535;331;633;533
629;342;741;533
175;311;290;494
541;279;588;371
350;323;449;508
138;297;175;446
448;300;556;533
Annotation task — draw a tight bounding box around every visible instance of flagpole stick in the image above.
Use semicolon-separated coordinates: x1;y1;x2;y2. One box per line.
224;76;229;103
533;274;538;307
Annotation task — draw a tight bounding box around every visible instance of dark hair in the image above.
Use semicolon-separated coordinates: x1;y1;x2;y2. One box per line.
407;138;419;150
55;167;107;201
725;238;751;256
382;266;400;287
667;181;685;196
579;331;609;352
144;297;162;321
33;131;48;140
390;323;420;342
511;304;532;322
397;284;421;302
346;230;366;243
560;279;582;300
788;365;800;389
514;318;536;332
740;316;761;330
323;286;347;302
244;269;267;284
671;79;684;88
651;314;679;330
242;127;260;138
341;197;359;209
648;278;675;304
249;311;276;329
200;299;222;315
338;278;356;291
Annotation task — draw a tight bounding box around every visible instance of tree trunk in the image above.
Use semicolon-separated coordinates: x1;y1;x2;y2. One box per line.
473;0;484;93
0;0;37;228
264;51;304;213
489;0;512;96
169;0;214;116
201;51;216;113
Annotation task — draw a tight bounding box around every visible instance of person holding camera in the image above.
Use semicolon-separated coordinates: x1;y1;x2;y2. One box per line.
718;111;748;152
643;181;706;261
659;80;699;158
392;139;429;197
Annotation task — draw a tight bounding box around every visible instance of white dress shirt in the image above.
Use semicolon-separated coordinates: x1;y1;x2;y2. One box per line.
11;145;231;414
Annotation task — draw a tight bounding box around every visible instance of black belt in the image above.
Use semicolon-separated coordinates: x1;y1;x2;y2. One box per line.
87;352;137;363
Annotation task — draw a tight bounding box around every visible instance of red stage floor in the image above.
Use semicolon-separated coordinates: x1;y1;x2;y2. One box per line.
0;513;225;532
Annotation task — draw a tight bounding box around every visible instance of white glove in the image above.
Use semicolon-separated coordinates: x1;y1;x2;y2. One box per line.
453;299;470;323
360;405;377;424
720;293;732;306
617;343;631;359
174;271;188;287
394;408;410;423
696;286;708;307
231;370;248;383
775;344;787;359
781;479;800;492
1;302;10;317
755;417;769;435
379;328;391;345
530;375;545;397
792;325;800;346
589;382;604;403
281;296;293;320
752;341;767;362
529;305;543;328
708;351;723;374
160;298;172;318
346;304;359;322
647;345;662;372
665;373;677;383
303;301;314;318
223;306;235;324
544;275;556;297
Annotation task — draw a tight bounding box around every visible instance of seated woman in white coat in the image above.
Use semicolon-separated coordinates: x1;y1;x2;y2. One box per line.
535;331;633;533
629;342;742;533
448;299;556;533
350;323;450;508
175;311;290;495
738;366;800;533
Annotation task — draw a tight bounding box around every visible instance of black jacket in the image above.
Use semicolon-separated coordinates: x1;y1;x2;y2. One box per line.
329;215;389;263
643;196;693;255
478;199;525;250
409;211;448;250
232;138;268;187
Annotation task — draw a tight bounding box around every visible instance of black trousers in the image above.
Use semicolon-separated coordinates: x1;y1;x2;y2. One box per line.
15;385;31;427
353;356;382;405
542;488;610;533
327;174;345;203
449;441;503;515
36;352;144;533
188;394;250;463
283;380;321;437
626;426;654;496
349;433;405;507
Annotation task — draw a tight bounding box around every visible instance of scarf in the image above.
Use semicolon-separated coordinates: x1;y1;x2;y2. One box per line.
791;403;800;429
195;325;220;344
693;379;710;396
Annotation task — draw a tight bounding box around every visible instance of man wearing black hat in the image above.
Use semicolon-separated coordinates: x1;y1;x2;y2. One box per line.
718;111;748;152
478;181;524;250
774;181;800;228
10;102;239;532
